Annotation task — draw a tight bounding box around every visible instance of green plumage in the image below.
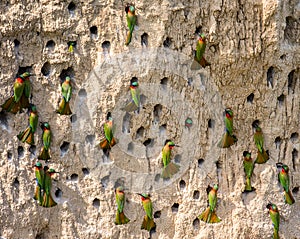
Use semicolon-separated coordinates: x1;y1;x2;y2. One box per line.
253;125;269;164
123;81;140;112
38;123;51;160
18;105;38;145
57;77;72;115
218;108;237;148
125;6;137;46
140;194;156;231
243;151;255;192
276;163;295;205
100;114;117;150
34;162;45;206
199;184;221;223
115;187;130;225
42;168;57;207
191;34;211;70
161;141;180;179
267;203;279;239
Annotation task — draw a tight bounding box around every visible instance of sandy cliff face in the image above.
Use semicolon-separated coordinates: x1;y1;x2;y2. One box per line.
0;0;299;238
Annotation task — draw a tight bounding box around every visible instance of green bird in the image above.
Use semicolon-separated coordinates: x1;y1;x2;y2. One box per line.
42;167;59;207
218;108;238;148
99;112;117;151
198;184;221;223
17;104;38;145
68;41;76;53
115;186;130;225
276;163;295;205
33;161;45;206
243;151;255;192
2;72;32;113
38;122;51;161
253;123;269;164
122;79;140;112
125;5;137;46
57;76;72;115
266;203;280;239
191;34;211;70
161;140;180;179
138;193;156;231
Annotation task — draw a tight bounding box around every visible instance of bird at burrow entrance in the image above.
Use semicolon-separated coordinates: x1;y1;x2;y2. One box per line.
125;5;137;46
198;184;221;223
42;166;59;207
276;163;295;205
17;104;38;145
217;108;238;148
38;122;51;161
266;203;280;239
161;140;180;179
1;72;33;114
115;186;130;225
138;193;156;231
56;76;72;115
242;151;255;192
99;112;117;154
191;33;211;70
122;78;140;113
68;41;77;53
252;122;269;164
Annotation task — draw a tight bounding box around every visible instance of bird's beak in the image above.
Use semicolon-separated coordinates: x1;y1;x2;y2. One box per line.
175;145;180;147
137;193;143;197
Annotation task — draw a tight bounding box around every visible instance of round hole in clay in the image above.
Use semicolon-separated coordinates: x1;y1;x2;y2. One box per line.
154;210;161;218
171;203;179;213
163;37;172;48
82;168;90;175
93;198;100;208
17;146;24;159
46;40;55;49
70;174;78;182
55;188;63;198
198;158;204;167
41;62;51;77
290;132;298;143
193;190;200;199
141;33;148;47
192;218;200;230
247;93;254;103
14;39;20;47
292;186;299;194
179;180;186;190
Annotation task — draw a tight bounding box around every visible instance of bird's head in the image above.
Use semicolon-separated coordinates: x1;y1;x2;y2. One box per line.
225;108;233;118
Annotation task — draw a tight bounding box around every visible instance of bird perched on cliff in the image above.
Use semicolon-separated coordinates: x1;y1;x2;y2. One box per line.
115;186;130;225
122;78;140;113
42;167;59;207
57;76;72;115
99;112;117;153
138;193;156;231
161;140;180;179
217;108;238;148
38;122;51;161
17;104;38;145
191;34;211;70
198;184;221;223
1;72;32;114
242;151;255;192
68;41;76;53
276;163;295;205
253;122;269;164
266;203;280;239
33;162;45;206
125;5;137;46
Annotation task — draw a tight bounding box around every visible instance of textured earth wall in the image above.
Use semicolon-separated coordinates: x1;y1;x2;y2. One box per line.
0;0;299;238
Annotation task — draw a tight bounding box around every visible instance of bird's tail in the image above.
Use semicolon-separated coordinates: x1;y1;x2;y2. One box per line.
38;147;51;161
20;94;30;109
217;131;238;148
33;184;43;206
284;190;295;205
255;149;269;164
115;211;130;225
273;227;279;239
42;193;57;208
57;98;72;115
18;127;35;145
100;138;109;150
161;162;180;179
110;137;117;147
198;207;221;223
244;177;255;192
125;31;133;46
1;96;21;114
141;215;156;231
122;100;139;112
